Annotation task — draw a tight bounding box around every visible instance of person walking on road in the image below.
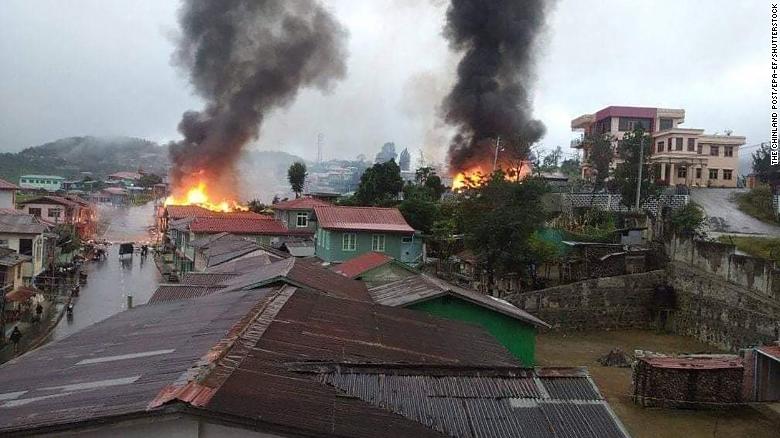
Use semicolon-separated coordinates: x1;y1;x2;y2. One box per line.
9;327;22;353
35;303;43;323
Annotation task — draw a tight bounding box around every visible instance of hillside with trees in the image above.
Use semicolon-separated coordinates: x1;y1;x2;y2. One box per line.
0;136;169;182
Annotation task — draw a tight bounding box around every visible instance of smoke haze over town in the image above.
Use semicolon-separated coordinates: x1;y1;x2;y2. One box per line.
0;0;767;164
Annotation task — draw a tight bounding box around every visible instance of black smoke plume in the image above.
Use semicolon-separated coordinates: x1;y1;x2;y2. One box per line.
442;0;551;172
169;0;348;196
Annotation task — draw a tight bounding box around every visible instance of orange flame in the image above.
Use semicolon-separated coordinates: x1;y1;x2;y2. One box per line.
452;167;488;190
164;181;246;212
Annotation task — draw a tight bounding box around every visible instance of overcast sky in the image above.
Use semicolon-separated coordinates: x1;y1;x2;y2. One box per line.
0;0;767;165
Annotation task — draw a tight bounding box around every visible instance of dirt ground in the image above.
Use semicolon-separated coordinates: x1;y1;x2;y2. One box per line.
536;330;779;438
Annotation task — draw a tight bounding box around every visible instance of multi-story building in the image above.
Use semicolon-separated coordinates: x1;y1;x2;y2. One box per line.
571;106;744;188
18;175;65;192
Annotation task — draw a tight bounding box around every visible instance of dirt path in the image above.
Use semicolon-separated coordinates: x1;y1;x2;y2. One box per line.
536;330;778;438
690;188;780;235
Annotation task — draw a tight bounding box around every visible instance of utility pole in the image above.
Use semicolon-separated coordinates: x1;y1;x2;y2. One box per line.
316;133;323;164
634;134;645;211
492;136;502;172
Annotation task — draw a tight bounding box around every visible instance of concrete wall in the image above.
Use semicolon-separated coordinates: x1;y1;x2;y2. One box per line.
561;192;689;216
0;191;14;209
507;270;666;330
666;237;779;299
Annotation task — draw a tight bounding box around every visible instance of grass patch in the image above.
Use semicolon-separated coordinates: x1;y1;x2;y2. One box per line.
733;185;779;224
717;235;780;263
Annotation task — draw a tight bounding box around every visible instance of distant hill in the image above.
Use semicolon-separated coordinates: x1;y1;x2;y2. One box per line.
0;136;170;182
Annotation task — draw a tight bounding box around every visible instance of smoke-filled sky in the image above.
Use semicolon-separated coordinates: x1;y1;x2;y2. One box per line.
0;0;766;165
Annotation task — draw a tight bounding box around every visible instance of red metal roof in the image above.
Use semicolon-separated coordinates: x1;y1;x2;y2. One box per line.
758;345;780;361
273;197;331;211
165;205;220;219
189;216;291;235
314;206;415;233
333;251;394;278
0;178;18;190
639;356;743;370
18;195;80;208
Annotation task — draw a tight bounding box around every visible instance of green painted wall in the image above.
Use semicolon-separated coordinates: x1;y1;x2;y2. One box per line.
408;296;537;365
315;228;422;264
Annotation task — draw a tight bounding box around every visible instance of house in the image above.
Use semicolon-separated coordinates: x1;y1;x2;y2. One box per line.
0;178;18;209
272;196;331;235
0;284;628;437
313;205;423;265
168;213;302;274
18;195;95;239
0;248;27;295
18;175;64;192
106;171;143;187
369;273;550;365
571;106;744;187
331;251;417;287
0;211;56;282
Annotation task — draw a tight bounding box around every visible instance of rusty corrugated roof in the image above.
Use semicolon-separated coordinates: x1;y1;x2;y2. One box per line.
369;274;550;328
639;355;743;370
179;272;240;286
332;251;395;278
0;178;19;190
272;197;332;210
148;284;225;304
758;345;780;361
313;205;415;233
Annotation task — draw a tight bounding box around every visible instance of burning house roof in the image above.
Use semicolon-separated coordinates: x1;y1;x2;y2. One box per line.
272;197;332;211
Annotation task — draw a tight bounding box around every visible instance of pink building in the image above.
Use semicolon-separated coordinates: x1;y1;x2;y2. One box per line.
571;106;744;188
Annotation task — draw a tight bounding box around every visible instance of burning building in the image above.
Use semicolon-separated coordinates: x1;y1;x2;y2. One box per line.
165;0;348;210
441;0;553;185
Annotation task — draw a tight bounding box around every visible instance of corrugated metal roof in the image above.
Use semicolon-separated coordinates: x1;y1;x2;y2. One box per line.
18;195;80;207
189;216;291;235
0;290;266;434
0;212;49;234
272;197;332;210
369;274;550;328
221;257;372;302
179;272;240;286
0;178;18;190
314;205;415;233
333;251;394;278
310;364;627;438
206;253;276;273
148;284;225;304
165;205;219;220
639;356;743;370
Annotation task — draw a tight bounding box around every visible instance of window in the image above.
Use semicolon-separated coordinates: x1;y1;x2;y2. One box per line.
48;208;62;218
342;233;357;251
659;118;674;130
295;212;308;227
618;117;651;132
696;168;702;179
28;208;41;217
19;239;32;256
667;138;672;149
724;146;733;157
709;169;719;179
675;138;683;151
687;138;695;152
371;234;386;252
697;144;703;154
710;145;719;156
657;141;664;153
0;239;7;247
723;169;733;180
401;236;413;244
677;167;687;178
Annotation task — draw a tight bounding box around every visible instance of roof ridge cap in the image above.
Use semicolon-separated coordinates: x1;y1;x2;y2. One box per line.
147;286;297;410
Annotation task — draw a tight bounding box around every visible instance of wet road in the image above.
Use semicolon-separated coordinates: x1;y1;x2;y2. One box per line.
50;203;161;341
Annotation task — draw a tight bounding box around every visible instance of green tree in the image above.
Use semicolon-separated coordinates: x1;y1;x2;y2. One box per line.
287;162;307;198
458;172;548;294
560;157;581;178
612;128;660;209
586;133;613;189
753;142;780;186
138;173;163;188
355;160;403;205
539;146;563;173
669;202;706;237
399;195;438;234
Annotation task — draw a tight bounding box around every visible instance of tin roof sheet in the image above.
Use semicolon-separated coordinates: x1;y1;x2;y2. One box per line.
369;274;549;328
758;345;780;362
333;251;394;278
0;213;49;234
0;178;19;190
313;205;415;233
272;197;332;210
639;356;743;370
